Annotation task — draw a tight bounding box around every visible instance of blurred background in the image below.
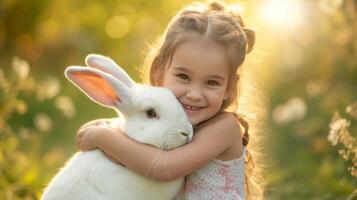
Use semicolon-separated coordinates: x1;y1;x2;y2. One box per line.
0;0;356;199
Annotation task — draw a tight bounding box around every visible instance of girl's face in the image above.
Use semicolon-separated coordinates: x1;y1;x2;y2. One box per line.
162;39;231;125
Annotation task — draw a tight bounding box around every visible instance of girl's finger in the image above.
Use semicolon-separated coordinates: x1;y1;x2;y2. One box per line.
78;126;89;134
77;126;91;137
77;131;84;137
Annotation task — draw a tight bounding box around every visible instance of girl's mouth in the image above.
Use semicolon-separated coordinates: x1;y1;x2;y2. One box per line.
182;103;204;112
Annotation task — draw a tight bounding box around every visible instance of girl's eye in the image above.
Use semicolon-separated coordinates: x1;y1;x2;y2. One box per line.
207;80;220;86
145;108;157;119
176;73;190;81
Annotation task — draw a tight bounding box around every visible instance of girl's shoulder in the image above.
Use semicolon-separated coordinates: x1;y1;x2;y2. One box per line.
195;111;241;133
193;112;242;146
194;111;244;161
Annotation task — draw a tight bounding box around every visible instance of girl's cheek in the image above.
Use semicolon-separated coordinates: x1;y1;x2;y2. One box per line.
206;89;227;104
204;87;226;97
162;79;185;98
169;84;185;98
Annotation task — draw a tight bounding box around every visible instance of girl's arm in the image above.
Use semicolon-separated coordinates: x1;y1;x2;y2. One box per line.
78;114;242;181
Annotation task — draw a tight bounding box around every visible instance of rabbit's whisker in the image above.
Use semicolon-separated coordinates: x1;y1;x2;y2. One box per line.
145;150;164;178
153;150;165;180
164;145;173;181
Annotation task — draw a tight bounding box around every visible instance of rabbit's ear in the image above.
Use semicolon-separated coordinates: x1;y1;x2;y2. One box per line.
85;54;136;88
65;66;131;109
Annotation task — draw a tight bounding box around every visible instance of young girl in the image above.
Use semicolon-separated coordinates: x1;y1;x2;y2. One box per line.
77;1;264;199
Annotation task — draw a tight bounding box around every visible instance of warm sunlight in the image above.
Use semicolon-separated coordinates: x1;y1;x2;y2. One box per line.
261;0;306;30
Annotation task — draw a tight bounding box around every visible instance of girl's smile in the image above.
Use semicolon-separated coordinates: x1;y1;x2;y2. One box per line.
181;103;206;116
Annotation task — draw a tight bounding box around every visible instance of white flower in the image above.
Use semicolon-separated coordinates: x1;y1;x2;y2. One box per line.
12;57;30;79
34;113;53;132
346;102;357;119
37;76;60;100
55;95;76;118
273;97;307;124
328;118;350;146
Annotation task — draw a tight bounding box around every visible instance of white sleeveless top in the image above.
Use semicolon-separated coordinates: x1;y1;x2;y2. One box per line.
175;148;246;200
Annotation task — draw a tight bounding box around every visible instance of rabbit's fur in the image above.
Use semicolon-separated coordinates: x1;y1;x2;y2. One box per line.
41;54;193;200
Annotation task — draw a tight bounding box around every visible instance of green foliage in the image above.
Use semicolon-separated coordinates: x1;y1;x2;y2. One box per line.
0;58;75;199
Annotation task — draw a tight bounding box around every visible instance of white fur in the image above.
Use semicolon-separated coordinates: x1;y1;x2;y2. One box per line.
41;54;193;200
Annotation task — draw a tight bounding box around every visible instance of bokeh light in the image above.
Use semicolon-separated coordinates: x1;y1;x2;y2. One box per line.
106;16;130;39
260;0;306;30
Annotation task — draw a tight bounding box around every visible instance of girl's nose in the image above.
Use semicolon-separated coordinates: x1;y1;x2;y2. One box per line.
186;86;203;101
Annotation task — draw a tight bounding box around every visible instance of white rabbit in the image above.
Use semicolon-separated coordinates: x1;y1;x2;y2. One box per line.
41;54;193;200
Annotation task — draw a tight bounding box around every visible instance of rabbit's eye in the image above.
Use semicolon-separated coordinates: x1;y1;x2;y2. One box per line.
145;108;157;119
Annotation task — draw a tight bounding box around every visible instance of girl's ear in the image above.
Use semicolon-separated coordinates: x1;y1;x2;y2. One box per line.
85;54;136;88
65;66;131;110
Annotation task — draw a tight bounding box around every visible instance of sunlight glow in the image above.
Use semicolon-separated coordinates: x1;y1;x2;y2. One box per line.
261;0;305;29
228;3;245;14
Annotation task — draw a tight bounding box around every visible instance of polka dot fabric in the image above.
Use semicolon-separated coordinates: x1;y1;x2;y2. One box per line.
175;148;245;200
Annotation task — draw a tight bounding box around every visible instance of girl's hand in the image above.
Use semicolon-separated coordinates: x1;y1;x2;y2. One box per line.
76;125;109;151
78;118;112;133
76;125;126;166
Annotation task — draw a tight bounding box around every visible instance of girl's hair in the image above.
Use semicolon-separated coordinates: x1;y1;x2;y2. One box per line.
142;1;266;199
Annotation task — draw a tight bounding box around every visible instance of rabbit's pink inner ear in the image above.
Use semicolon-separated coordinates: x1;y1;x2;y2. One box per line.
72;72;121;103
